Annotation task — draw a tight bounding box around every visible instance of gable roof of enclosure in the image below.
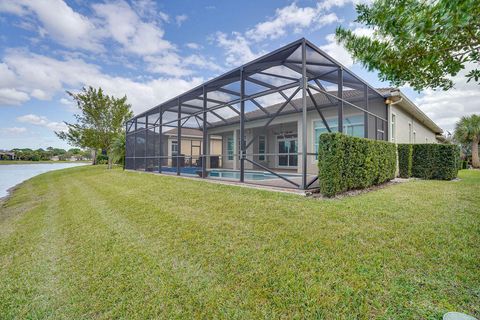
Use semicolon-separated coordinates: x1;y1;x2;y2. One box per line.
126;38;386;129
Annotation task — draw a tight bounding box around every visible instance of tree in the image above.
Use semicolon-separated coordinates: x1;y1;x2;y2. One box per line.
68;148;81;155
335;0;480;91
454;114;480;168
56;86;133;169
109;134;126;166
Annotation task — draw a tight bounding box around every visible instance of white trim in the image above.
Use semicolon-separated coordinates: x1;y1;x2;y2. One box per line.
275;134;298;168
390;112;397;143
258;135;266;161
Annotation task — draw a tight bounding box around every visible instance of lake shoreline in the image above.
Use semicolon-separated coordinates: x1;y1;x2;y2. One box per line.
0;162;89;199
0;184;19;204
0;160;91;165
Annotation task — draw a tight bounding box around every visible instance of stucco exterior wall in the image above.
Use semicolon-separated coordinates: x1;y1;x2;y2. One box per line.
389;104;437;144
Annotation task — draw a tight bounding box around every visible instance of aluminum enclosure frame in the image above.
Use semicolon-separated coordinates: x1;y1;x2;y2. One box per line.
125;38;388;190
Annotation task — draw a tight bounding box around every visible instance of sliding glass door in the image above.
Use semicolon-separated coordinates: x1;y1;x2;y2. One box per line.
277;135;298;168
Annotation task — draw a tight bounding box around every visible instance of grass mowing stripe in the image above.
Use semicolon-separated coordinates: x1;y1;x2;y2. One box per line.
0;172;69;319
81;169;476;318
54;173;221;318
0;166;479;318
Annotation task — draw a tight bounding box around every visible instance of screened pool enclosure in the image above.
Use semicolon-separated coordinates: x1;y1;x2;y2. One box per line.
125;38;388;189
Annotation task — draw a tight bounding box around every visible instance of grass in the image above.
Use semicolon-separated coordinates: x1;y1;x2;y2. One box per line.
0;160;90;165
0;166;479;319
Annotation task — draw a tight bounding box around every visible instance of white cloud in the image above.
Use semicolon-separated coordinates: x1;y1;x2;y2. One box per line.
3;127;27;134
245;3;339;42
214;32;264;66
318;0;370;10
0;49;203;113
0;88;30;105
320;28;376;67
0;0;104;52
175;14;188;26
2;0;175;56
131;0;169;22
415;65;480;132
211;0;357;68
92;0;173;56
144;51;222;77
59;98;73;105
186;42;201;50
183;54;223;72
17;114;48;125
21;116;66;132
2;0;218;78
320;34;354;67
17;113;68;132
0;2;27;15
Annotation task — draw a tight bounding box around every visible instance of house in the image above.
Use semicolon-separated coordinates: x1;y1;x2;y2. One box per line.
0;151;15;160
125;38;442;189
161;128;222;168
380;88;443;144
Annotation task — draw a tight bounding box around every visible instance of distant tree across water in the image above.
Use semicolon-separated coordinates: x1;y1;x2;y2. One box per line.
2;148;91;161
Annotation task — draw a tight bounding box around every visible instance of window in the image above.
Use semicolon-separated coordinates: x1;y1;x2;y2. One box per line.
258;135;266;161
171;140;178;155
408;123;412;143
227;136;234;160
391;113;396;143
343;115;364;137
313;115;364;159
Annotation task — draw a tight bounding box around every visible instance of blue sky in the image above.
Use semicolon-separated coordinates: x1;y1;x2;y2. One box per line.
0;0;476;149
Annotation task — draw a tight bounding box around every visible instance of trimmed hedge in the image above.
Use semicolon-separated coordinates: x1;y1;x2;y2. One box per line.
397;144;413;178
318;133;397;197
411;144;459;180
397;143;459;180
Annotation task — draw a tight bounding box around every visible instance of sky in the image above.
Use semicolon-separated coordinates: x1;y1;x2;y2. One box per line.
0;0;478;150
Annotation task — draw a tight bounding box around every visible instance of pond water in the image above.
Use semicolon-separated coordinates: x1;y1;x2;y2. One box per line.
0;163;88;199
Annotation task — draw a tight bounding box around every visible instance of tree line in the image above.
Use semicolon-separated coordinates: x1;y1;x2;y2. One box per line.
3;147;91;161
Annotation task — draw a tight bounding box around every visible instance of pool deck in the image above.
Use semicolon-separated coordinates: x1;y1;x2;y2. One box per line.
127;169;316;195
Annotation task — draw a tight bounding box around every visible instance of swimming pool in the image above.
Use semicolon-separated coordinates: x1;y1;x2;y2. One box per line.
159;167;300;181
209;169;300;181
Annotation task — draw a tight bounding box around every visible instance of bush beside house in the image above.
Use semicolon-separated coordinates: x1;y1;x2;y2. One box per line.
397;144;413;178
397;143;459;180
318;133;397;197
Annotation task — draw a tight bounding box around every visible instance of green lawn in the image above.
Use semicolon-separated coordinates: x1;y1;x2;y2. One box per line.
1;166;479;319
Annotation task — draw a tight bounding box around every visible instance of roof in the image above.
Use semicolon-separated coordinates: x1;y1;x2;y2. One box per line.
127;38;386;123
377;88;443;134
127;38;442;136
164;128;203;137
206;88;385;128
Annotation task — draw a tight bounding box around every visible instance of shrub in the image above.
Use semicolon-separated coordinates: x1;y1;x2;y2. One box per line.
318;133;397;197
411;144;459;180
397;144;413;178
96;153;108;165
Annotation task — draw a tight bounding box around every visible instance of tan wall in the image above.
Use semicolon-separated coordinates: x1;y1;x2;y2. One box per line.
389;105;437;144
166;136;222;166
207;103;439;175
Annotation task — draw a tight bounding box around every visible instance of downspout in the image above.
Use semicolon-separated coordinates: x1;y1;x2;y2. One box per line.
385;95;403;142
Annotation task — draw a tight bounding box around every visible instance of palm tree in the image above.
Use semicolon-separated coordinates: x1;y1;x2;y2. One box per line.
455;114;480;168
109;134;126;169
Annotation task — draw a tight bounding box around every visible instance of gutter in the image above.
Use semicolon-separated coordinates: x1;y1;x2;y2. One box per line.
384;89;443;134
